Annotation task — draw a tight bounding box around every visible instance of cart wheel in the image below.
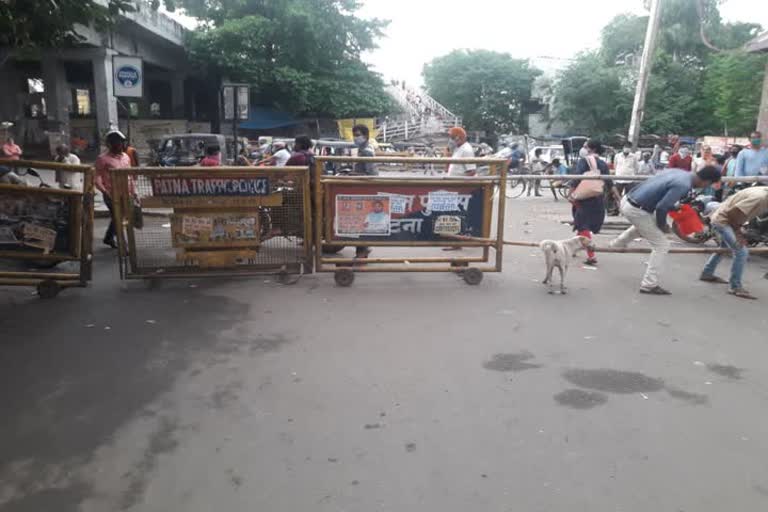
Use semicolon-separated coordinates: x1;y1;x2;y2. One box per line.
37;279;61;299
462;268;483;286
334;269;355;287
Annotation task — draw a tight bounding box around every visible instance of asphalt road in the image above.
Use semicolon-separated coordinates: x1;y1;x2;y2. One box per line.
2;195;768;512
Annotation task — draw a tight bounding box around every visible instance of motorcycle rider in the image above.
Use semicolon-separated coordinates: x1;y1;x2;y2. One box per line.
700;186;768;299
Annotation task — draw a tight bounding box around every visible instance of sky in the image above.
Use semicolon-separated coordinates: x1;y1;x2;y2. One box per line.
166;0;768;86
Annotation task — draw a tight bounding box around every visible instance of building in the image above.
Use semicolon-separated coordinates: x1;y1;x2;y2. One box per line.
747;30;768;135
0;2;214;159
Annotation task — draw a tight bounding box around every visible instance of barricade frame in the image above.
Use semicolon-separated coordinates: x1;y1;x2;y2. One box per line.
0;159;95;298
111;166;313;281
313;156;508;286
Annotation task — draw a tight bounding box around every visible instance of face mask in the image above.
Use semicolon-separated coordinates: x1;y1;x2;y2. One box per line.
752;139;762;147
623;149;630;155
353;136;366;146
679;149;690;158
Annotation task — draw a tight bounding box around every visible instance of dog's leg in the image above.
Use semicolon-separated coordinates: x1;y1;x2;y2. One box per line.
543;253;552;285
559;264;568;294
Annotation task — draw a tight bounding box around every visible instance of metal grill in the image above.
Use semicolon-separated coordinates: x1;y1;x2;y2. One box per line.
112;166;312;279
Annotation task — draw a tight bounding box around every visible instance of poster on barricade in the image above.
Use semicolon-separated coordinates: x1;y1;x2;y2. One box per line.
334;195;391;237
171;213;260;249
0;189;76;255
328;184;486;242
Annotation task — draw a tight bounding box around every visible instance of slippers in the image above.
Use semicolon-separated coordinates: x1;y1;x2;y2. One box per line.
640;286;671;295
728;288;757;300
699;275;728;284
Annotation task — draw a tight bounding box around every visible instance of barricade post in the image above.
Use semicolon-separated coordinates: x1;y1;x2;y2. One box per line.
313;156;508;286
0;159;95;298
110;166;313;282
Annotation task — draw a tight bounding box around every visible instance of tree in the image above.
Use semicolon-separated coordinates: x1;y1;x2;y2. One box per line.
422;49;541;137
169;0;393;118
0;0;135;65
553;0;766;139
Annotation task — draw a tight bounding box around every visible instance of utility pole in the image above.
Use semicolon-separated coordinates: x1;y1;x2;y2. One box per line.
628;0;663;150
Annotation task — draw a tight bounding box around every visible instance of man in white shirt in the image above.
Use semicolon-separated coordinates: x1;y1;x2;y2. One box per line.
271;142;291;167
614;145;639;196
447;127;476;177
54;144;82;189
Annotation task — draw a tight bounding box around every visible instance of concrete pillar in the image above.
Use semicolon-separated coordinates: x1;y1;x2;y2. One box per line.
171;75;185;118
758;60;768;135
42;55;71;150
92;51;119;139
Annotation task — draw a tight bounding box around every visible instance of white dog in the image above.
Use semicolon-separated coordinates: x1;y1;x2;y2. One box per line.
539;236;596;294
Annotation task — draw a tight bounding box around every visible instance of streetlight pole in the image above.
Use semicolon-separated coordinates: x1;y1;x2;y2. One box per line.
628;0;663;150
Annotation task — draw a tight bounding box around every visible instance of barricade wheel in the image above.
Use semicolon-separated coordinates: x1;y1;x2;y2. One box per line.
37;279;61;299
334;269;355;287
463;268;483;286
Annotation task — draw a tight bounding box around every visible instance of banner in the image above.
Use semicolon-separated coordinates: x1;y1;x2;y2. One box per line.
329;184;486;242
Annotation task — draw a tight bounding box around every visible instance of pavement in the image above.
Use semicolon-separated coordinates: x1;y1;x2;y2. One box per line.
2;196;768;512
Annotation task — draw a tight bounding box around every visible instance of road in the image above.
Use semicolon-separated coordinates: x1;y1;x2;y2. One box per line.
2;195;768;512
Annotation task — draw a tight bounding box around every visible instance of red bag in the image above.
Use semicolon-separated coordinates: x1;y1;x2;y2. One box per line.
668;204;704;235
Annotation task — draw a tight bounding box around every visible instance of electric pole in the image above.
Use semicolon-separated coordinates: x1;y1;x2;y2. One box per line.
628;0;663;150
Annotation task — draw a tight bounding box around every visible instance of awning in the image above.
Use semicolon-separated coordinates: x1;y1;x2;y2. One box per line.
239;107;301;130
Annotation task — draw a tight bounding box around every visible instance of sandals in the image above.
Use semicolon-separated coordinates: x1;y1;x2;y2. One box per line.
728;288;757;300
640;286;671;296
699;275;728;284
583;258;598;266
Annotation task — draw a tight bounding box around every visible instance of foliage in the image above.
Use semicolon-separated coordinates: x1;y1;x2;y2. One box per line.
170;0;393;118
0;0;134;58
553;0;766;139
423;49;541;136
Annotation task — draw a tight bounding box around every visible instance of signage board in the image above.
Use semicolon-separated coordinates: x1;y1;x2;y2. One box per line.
113;56;144;98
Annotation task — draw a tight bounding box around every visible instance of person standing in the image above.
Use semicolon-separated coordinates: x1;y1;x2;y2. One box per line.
95;131;132;249
638;151;655;176
569;139;619;266
527;148;546;197
508;142;525;172
352;124;377;258
691;145;716;173
54;144;81;189
271;142;292;167
614;145;640;196
735;131;768;178
447;127;477;177
2;136;22;160
610;166;722;295
285;135;314;166
699;186;768;300
668;145;693;171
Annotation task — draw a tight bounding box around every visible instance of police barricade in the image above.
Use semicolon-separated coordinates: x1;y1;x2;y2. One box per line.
0;159;95;298
110;166;312;282
313;156;508;286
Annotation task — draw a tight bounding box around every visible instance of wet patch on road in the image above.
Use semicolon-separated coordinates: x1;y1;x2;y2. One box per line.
562;369;664;394
0;483;91;512
119;416;180;510
405;442;417;453
553;389;609;409
665;387;710;406
483;352;542;372
248;334;291;354
208;380;244;410
707;364;744;380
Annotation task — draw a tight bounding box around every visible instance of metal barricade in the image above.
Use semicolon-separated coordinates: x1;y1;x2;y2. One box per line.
0;159;95;298
110;166;313;281
314;156;508;286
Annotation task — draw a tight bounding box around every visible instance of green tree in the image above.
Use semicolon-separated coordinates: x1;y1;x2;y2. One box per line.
0;0;135;65
170;0;393;118
553;0;765;139
422;49;541;136
702;52;767;135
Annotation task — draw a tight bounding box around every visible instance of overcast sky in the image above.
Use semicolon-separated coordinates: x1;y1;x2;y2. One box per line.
356;0;768;85
166;0;767;86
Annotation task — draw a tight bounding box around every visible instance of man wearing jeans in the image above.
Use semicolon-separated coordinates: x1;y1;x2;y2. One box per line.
610;167;721;295
700;187;768;300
